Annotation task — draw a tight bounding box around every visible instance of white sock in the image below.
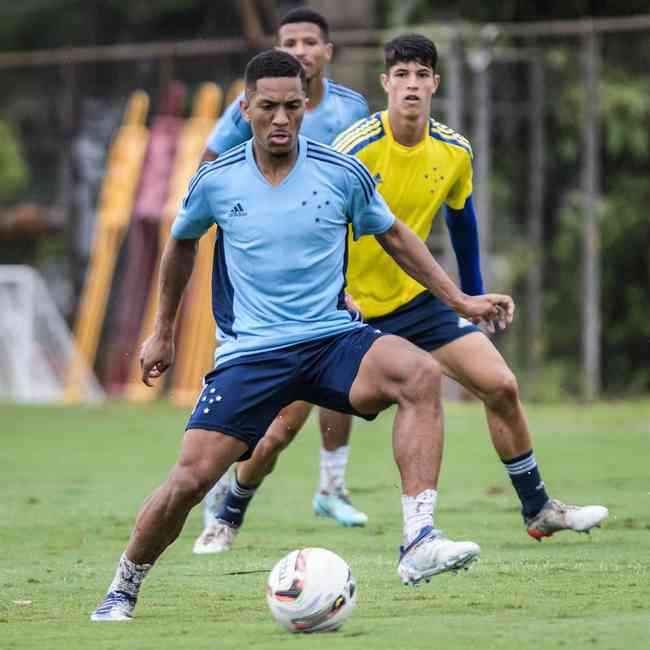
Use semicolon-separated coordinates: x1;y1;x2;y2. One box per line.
108;553;153;599
401;489;437;546
318;445;350;495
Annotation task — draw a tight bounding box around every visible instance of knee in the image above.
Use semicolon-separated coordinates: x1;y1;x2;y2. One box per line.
167;462;215;508
259;428;293;455
398;355;442;405
484;367;520;410
270;406;306;446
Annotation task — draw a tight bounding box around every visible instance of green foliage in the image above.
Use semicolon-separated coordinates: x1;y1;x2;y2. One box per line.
0;119;29;202
1;400;649;648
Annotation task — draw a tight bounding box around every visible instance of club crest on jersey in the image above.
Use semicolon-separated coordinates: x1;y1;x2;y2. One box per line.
229;202;247;217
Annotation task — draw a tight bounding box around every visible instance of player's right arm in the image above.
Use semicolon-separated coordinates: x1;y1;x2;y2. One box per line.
200;94;252;162
140;237;198;386
140;166;216;386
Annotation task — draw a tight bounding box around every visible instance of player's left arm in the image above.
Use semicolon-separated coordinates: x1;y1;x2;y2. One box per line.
346;155;512;328
376;219;512;328
444;150;484;295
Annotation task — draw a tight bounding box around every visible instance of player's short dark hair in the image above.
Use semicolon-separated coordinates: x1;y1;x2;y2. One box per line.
384;34;438;72
244;49;307;94
279;7;330;40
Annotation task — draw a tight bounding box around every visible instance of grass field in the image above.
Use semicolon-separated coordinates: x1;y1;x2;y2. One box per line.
1;399;649;649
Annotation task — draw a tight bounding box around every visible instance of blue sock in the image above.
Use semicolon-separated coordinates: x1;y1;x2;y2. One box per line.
215;473;259;528
503;449;549;520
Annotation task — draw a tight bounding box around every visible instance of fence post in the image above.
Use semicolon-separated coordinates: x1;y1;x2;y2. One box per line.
469;40;493;289
581;27;601;400
526;48;545;394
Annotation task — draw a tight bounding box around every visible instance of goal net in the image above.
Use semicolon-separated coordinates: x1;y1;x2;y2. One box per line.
0;265;104;403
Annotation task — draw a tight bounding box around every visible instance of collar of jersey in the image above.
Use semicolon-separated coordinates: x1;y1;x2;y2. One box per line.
382;110;428;156
245;136;308;188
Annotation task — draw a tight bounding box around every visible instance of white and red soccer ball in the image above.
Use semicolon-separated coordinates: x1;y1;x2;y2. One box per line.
266;547;357;633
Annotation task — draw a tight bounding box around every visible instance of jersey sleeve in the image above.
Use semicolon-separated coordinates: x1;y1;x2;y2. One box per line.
205;94;252;155
444;195;484;295
350;97;370;123
445;149;473;209
171;166;215;239
346;161;395;240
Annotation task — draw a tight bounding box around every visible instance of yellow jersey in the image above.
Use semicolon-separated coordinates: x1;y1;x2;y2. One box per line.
332;111;473;319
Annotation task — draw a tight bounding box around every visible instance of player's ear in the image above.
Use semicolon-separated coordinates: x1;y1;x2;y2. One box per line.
323;42;333;63
432;73;441;95
240;96;252;123
380;72;390;94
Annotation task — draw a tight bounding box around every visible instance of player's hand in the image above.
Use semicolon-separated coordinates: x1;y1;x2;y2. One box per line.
458;293;515;333
140;333;175;387
344;292;363;319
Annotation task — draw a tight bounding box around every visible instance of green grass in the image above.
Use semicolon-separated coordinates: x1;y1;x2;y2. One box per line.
1;399;649;649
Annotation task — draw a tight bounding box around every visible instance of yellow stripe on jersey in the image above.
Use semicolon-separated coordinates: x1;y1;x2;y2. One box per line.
332;113;385;154
429;120;473;156
333;111;474;319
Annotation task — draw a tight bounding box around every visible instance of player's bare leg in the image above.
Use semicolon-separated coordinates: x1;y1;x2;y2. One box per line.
314;408;367;527
433;332;608;540
349;335;479;585
194;402;313;554
92;430;247;620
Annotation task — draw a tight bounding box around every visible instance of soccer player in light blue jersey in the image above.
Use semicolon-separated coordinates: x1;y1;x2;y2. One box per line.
91;50;515;620
203;8;368;159
197;8;372;546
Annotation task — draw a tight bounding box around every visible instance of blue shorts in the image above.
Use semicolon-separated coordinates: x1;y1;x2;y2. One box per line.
185;326;383;460
367;291;480;352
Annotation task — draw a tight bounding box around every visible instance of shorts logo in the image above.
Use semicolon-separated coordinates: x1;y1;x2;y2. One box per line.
229;202;247;217
458;317;472;328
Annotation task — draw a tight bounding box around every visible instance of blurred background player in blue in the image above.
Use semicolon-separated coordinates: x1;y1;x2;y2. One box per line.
91;49;514;620
196;7;372;553
202;7;368;161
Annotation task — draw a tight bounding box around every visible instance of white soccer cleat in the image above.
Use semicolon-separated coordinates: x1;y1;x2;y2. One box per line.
192;519;238;555
90;591;136;621
526;499;609;541
397;526;480;586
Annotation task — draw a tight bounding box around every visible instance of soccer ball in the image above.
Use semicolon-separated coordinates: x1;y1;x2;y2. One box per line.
266;547;357;633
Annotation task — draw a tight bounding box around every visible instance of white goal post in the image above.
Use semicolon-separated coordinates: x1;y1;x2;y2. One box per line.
0;265;104;403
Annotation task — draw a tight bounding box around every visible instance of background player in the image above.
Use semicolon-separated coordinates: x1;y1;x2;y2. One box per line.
195;8;372;552
204;34;608;551
91;50;514;620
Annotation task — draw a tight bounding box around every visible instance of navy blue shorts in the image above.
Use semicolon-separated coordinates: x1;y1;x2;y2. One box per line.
367;291;480;352
185;326;383;460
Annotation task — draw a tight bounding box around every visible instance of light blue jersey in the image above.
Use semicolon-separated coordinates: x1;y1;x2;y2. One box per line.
206;79;369;154
172;136;395;366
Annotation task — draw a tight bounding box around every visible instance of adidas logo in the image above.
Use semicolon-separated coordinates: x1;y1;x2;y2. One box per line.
229;202;247;217
373;172;383;184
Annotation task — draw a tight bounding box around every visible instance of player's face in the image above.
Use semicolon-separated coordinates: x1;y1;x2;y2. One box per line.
277;22;333;81
381;60;440;118
242;76;306;156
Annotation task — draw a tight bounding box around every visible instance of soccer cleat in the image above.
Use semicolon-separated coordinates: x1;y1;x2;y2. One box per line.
90;591;136;621
526;499;609;541
313;491;368;527
397;526;480;586
192;519;238;554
